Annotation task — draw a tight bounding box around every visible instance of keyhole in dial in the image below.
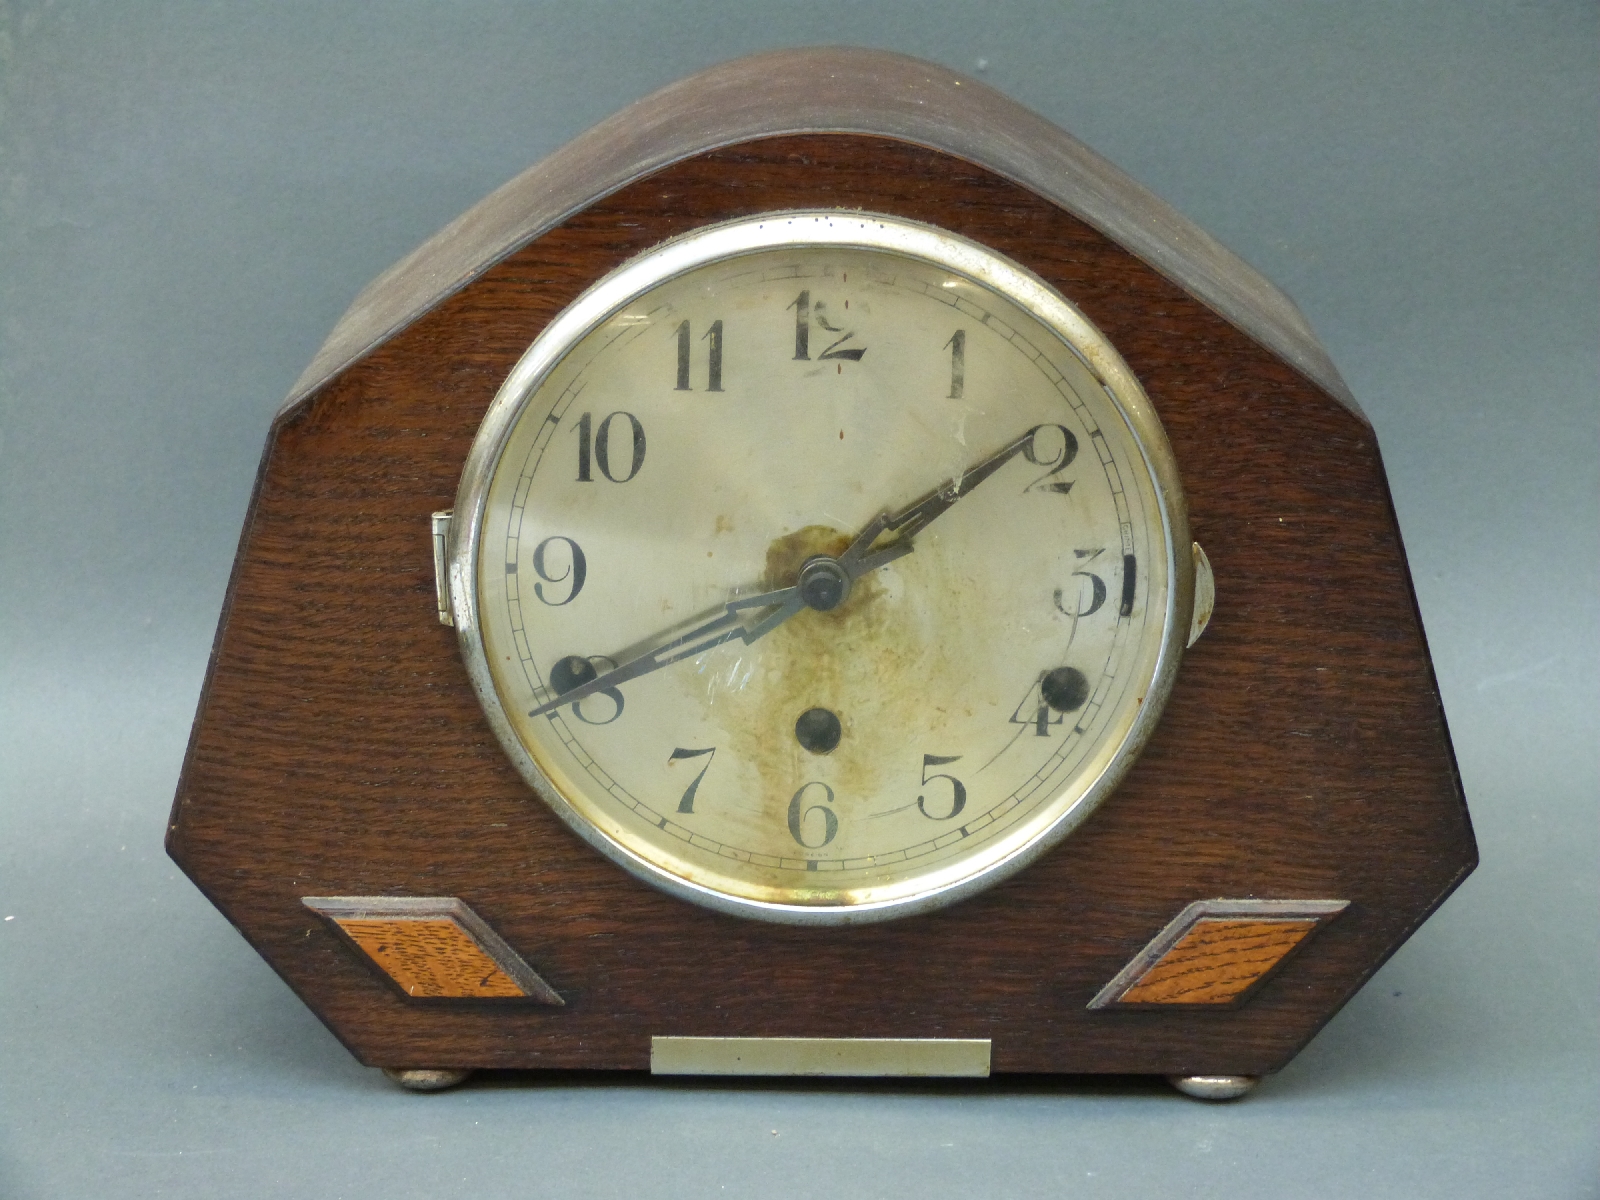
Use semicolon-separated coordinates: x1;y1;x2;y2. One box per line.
1040;666;1089;713
794;707;842;754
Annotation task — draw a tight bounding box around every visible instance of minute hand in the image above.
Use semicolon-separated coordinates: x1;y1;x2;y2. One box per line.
526;586;803;720
529;426;1042;720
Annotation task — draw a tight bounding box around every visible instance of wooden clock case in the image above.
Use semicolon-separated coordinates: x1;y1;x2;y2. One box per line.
166;48;1474;1083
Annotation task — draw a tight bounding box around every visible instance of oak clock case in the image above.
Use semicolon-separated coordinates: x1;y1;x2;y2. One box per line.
448;212;1191;925
166;48;1474;1097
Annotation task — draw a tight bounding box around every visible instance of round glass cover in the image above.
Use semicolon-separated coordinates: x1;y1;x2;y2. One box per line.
451;211;1191;924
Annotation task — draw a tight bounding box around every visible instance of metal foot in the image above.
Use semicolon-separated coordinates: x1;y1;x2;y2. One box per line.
383;1067;473;1092
1166;1074;1258;1101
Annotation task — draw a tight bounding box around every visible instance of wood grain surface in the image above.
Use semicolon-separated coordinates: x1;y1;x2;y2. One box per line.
333;918;530;1000
167;134;1475;1077
1113;919;1320;1006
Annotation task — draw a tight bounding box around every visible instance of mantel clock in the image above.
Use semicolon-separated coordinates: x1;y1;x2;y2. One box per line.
168;48;1474;1099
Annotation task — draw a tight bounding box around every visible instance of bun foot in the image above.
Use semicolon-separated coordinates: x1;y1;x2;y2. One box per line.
1166;1074;1258;1101
383;1067;473;1092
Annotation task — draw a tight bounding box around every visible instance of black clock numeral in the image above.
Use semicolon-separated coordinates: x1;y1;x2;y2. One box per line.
574;411;646;483
1009;667;1089;737
549;654;625;725
1022;423;1078;495
787;781;838;848
917;754;967;821
787;289;867;364
1054;548;1109;620
531;536;586;606
1120;553;1137;617
818;330;865;362
704;320;724;392
668;746;716;814
945;329;965;399
674;320;724;392
674;321;691;391
1010;675;1065;737
788;290;811;360
1054;549;1110;652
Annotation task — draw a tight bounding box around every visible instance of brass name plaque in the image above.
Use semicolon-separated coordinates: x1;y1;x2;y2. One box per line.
650;1037;992;1078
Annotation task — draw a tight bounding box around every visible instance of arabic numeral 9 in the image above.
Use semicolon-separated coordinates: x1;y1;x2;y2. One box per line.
531;536;586;606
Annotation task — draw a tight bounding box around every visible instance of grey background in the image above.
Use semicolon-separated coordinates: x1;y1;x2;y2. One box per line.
1;2;1594;1196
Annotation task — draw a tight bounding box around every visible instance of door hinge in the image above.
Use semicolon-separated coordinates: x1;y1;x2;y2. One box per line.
431;510;454;626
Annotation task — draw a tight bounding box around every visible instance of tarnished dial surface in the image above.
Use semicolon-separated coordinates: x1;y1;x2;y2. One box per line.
453;212;1189;924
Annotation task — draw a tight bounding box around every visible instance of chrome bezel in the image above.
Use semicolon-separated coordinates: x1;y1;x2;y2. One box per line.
450;210;1193;925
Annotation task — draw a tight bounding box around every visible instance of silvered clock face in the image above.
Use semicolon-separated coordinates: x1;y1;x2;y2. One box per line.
450;212;1191;924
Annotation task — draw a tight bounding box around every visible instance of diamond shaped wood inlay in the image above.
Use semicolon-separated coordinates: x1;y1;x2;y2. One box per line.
1090;899;1348;1009
302;896;562;1004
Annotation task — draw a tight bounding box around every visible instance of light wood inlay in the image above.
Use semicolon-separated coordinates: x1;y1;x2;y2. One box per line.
1117;918;1318;1005
335;917;528;999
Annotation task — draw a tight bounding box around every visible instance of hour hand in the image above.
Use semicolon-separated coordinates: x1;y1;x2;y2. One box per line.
527;586;803;719
839;425;1044;570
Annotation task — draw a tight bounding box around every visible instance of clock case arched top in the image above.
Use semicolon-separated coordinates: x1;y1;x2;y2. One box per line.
282;46;1358;424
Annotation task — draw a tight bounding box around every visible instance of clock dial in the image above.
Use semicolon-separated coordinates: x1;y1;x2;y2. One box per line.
454;212;1189;923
